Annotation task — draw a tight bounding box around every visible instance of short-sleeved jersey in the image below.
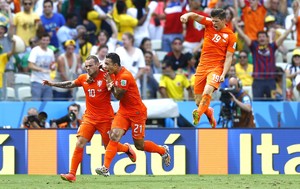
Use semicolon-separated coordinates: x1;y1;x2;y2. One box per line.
74;71;114;122
199;17;237;68
114;67;147;116
159;74;190;101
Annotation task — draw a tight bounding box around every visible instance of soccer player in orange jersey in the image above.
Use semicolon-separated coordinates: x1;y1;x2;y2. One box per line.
180;9;237;128
42;55;136;182
95;53;171;176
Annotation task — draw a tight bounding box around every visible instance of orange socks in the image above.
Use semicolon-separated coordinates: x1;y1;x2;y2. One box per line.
144;140;165;155
197;94;211;117
117;143;129;153
104;140;118;169
69;146;83;176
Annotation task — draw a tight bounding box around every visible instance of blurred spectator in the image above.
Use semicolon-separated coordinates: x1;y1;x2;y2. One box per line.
233;17;294;100
61;0;82;22
264;15;288;62
294;72;300;101
159;60;193;101
0;0;11;25
285;0;298;40
273;66;292;100
6;0;21;14
140;50;159;99
20;36;39;73
293;1;300;48
114;0;138;41
266;0;287;29
90;18;118;54
149;0;165;40
79;0;97;45
21;108;50;128
0;2;15;87
13;0;44;46
234;50;253;87
182;52;196;79
56;13;80;53
52;39;81;101
139;37;161;73
96;44;109;63
93;0;114;37
161;0;184;52
224;5;235;31
285;48;300;101
40;0;66;49
0;37;15;100
50;103;82;128
235;0;268;40
28;33;55;101
115;32;146;92
127;0;157;47
182;0;208;54
77;25;92;62
163;38;189;71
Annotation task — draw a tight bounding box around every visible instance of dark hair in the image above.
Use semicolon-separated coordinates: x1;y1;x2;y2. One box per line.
132;0;147;20
43;0;53;7
116;0;127;14
65;13;76;21
257;31;269;38
239;50;248;56
39;33;50;39
172;37;183;44
68;103;80;112
97;44;109;52
211;8;226;20
139;37;151;52
86;55;100;64
106;53;121;66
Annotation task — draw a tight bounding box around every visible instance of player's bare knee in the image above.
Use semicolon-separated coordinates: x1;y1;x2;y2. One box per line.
76;137;87;148
109;129;122;141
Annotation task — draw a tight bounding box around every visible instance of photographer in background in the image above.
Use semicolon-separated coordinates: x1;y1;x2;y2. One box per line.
228;77;255;128
21;108;50;129
50;103;82;128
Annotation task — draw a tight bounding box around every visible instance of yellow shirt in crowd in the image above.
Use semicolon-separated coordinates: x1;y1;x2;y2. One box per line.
0;53;9;88
235;63;254;86
159;74;191;101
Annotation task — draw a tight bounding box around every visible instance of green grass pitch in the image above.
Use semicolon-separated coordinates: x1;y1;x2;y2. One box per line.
1;175;300;189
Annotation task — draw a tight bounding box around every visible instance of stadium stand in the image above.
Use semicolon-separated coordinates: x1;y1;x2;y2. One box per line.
151;39;162;51
17;86;32;101
75;87;85;101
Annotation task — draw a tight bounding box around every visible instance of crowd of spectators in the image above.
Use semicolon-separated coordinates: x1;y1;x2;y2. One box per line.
0;0;300;102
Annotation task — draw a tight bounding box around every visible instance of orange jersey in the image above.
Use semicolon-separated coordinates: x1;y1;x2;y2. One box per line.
74;71;114;122
242;5;266;40
199;17;237;68
114;67;147;117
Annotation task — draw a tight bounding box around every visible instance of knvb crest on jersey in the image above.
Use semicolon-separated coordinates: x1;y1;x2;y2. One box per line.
121;80;127;86
97;80;102;87
222;34;228;42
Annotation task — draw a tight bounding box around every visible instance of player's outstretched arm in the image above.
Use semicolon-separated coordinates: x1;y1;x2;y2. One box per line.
180;12;204;24
42;80;77;88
